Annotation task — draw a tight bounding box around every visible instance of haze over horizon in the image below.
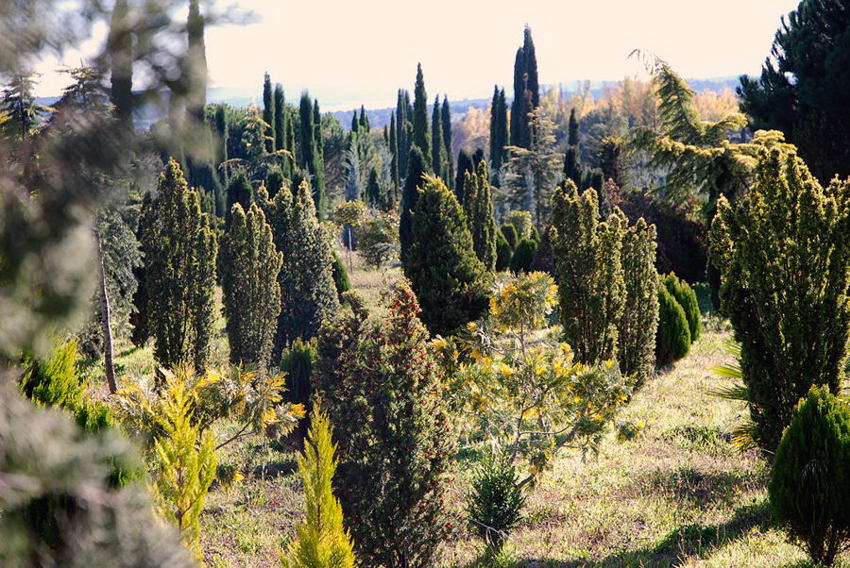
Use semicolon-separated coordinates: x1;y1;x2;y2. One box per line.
35;0;799;111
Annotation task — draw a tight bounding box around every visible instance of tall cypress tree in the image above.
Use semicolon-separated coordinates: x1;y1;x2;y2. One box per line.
358;104;369;131
186;0;206;124
441;96;453;184
273;83;285;152
267;182;339;360
298;92;326;217
389;113;400;185
226;172;253;221
463;161;498;271
510;26;540;150
221;203;283;367
396;90;410;176
142;159;217;369
454;149;475;205
350;108;359;133
403;175;488;336
431;95;444;177
400;146;428;262
568;107;579;147
412;63;431;164
313;98;326;214
262;72;275;153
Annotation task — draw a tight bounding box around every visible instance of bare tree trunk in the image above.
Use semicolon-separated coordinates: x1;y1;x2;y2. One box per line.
96;230;118;394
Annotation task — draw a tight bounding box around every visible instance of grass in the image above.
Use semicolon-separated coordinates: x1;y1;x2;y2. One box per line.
97;252;836;567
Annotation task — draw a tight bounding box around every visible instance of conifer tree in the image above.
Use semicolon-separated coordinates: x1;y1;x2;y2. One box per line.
399;145;428;262
412;63;431;164
282;402;356;568
618;218;659;384
221;203;283;368
431;95;445;178
455;149;475;204
463;161;498;271
267;182;340;359
298;92;327;217
262;73;275;153
108;0;133;128
186;0;207;124
396;89;412;176
365;167;381;209
510;26;540;149
441;96;453;183
489;86;509;182
313;98;326;213
315;280;452;567
551;182;626;365
274;83;285;152
404;175;488;336
226;171;254;221
142;159;217;369
267;168;284;199
568;108;579;146
389;113;400;185
358;104;369;131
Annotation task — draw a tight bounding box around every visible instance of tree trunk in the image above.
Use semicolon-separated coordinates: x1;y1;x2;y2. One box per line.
96;230;118;394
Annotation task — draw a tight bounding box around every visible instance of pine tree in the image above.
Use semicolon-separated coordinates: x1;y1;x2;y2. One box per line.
262;73;275;153
221;203;283;368
404;175;488;336
274;83;285;152
282;402;356;568
267;181;340;359
551;182;626;365
463;161;498;271
618;218;659;384
315;280;452;567
412;63;431;164
399;145;428;262
141;158;217;369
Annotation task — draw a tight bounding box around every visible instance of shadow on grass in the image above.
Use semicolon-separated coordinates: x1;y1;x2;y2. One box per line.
644;465;765;509
250;459;296;479
496;498;774;568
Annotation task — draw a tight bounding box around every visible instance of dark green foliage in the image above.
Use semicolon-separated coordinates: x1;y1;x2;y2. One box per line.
455;149;475;204
221;203;283;368
509;26;539;149
412;63;431;164
501;224;518;249
266;182;340;359
280;338;317;442
298;93;326;217
489;86;509;180
130;194;152;347
618;219;660;384
568;108;579;146
769;386;850;566
266;168;284;199
315;280;452;567
563;145;582;187
262;72;275;153
273;83;285;152
467;453;525;555
738;1;850;183
600;136;625;187
496;230;512;271
510;238;537;274
710;146;850;454
655;284;690;367
331;252;351;299
463;161;499;271
226;172;254;220
441;96;453;181
108;0;133;128
431;95;445;177
365;167;381;208
399;145;427;262
663;273;700;342
389;113;400;185
142;159;217;369
404;176;488;336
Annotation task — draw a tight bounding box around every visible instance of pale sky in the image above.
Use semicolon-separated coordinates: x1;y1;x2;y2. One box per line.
37;0;800;110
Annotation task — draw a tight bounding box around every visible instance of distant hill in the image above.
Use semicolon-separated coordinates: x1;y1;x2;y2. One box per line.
36;76;740;132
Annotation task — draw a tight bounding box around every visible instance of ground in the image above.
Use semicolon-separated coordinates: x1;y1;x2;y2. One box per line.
101;252;832;567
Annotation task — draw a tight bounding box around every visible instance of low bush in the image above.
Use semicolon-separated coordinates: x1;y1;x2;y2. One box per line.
656;285;690;367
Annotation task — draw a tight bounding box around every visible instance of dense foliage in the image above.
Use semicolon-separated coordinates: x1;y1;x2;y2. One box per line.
655;284;691;367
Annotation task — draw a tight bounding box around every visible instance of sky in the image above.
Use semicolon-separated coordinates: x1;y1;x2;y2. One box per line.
36;0;800;111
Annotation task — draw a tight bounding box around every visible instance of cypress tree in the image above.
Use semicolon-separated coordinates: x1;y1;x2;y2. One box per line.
618;219;659;384
350;109;359;133
142;159;217;369
403;175;488;336
501;224;518;249
266;168;284;199
568;108;579;147
441;96;453;183
267;181;340;359
399;146;428;262
274;83;285;152
298;93;326;217
313;98;326;214
430;95;445;178
463;161;498;271
454;149;475;205
389;113;400;185
221;203;283;367
655;284;691;366
489;86;509;181
186;0;207;124
358;104;369;131
563;145;583;187
509;238;538;273
412;63;431;164
496;230;512;272
663;273;700;343
509;26;539;149
263;72;275;153
551;182;626;365
365;167;381;209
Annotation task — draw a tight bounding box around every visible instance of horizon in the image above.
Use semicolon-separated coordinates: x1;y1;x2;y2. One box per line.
33;0;799;111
